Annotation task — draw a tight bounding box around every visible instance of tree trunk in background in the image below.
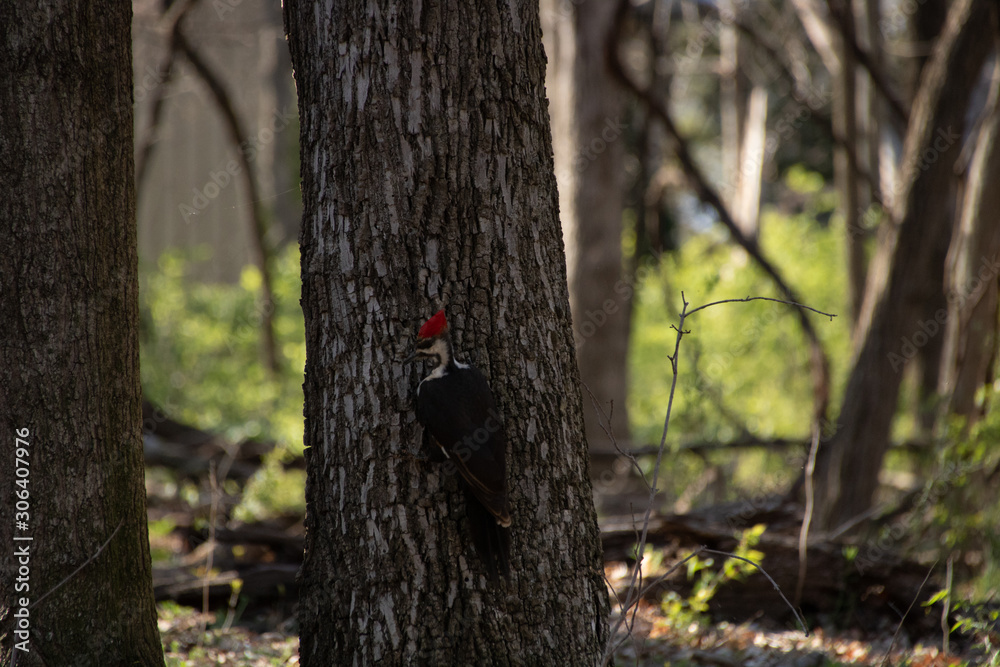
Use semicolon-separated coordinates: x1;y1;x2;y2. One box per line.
829;0;863;328
852;0;880;265
719;2;756;239
733;85;768;239
542;0;631;459
0;3;164;665
940;62;1000;420
285;1;610;664
791;0;869;333
812;0;994;531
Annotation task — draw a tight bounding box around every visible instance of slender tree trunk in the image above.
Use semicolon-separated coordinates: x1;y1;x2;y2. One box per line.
720;1;744;232
734;85;768;238
829;0;864;328
812;0;994;531
542;0;631;458
940;62;1000;419
0;2;164;665
285;1;610;664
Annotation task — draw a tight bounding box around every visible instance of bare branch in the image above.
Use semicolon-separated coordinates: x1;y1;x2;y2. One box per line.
583;381;649;490
796;425;821;605
701;548;809;636
686;296;837;320
879;563;938;666
135;0;199;191
600;290;830;663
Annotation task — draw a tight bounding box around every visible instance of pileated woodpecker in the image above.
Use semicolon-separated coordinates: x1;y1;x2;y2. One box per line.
407;309;511;581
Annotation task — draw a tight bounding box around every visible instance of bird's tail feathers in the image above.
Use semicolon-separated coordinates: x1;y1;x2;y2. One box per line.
463;485;511;582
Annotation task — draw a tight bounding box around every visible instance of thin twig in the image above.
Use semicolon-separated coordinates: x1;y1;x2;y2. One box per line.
879;562;937;666
583;381;649;490
701;548;809;635
942;555;953;655
796;425;821;605
30;519;125;610
600;290;689;667
686;296;836;320
203;460;220;631
601;291;827;664
605;549;707;663
636;549;704;599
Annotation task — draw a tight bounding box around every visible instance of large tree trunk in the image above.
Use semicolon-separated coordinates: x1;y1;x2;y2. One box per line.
284;1;610;664
542;0;631;459
812;0;995;531
0;2;164;665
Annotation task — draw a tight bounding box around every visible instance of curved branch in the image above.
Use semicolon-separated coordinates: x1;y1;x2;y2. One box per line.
606;0;832;427
135;0;199;193
175;29;280;375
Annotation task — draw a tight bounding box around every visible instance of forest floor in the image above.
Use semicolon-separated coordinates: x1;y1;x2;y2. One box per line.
146;421;992;666
606;603;970;666
156;598;982;666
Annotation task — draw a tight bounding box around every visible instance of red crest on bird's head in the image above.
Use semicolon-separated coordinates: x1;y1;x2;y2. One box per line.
418;310;448;338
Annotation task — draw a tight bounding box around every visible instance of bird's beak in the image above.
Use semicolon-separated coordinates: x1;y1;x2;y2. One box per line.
403;350;419;364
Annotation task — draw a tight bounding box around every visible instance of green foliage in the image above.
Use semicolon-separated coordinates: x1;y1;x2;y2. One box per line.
924;398;1000;598
140;244;306;519
923;585;1000;667
630;183;849;446
233;461;306;523
952;604;1000;666
148;516;178;563
660;524;767;630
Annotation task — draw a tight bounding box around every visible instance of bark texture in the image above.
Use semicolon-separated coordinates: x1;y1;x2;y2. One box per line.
285;1;610;664
812;0;995;530
0;2;164;665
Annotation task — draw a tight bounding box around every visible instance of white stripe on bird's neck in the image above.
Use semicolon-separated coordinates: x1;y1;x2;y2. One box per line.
418;336;470;389
421;337;452;385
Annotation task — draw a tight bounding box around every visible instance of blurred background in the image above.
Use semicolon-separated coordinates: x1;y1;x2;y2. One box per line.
134;0;1000;662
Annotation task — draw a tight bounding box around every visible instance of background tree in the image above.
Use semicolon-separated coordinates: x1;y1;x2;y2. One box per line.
0;2;164;664
812;0;996;530
542;0;632;463
284;0;610;664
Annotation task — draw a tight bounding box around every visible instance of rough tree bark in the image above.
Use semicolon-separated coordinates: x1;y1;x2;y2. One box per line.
812;0;995;531
284;1;610;664
0;2;164;665
542;0;631;458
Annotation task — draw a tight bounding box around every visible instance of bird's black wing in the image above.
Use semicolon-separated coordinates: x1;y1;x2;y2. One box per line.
416;367;510;525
